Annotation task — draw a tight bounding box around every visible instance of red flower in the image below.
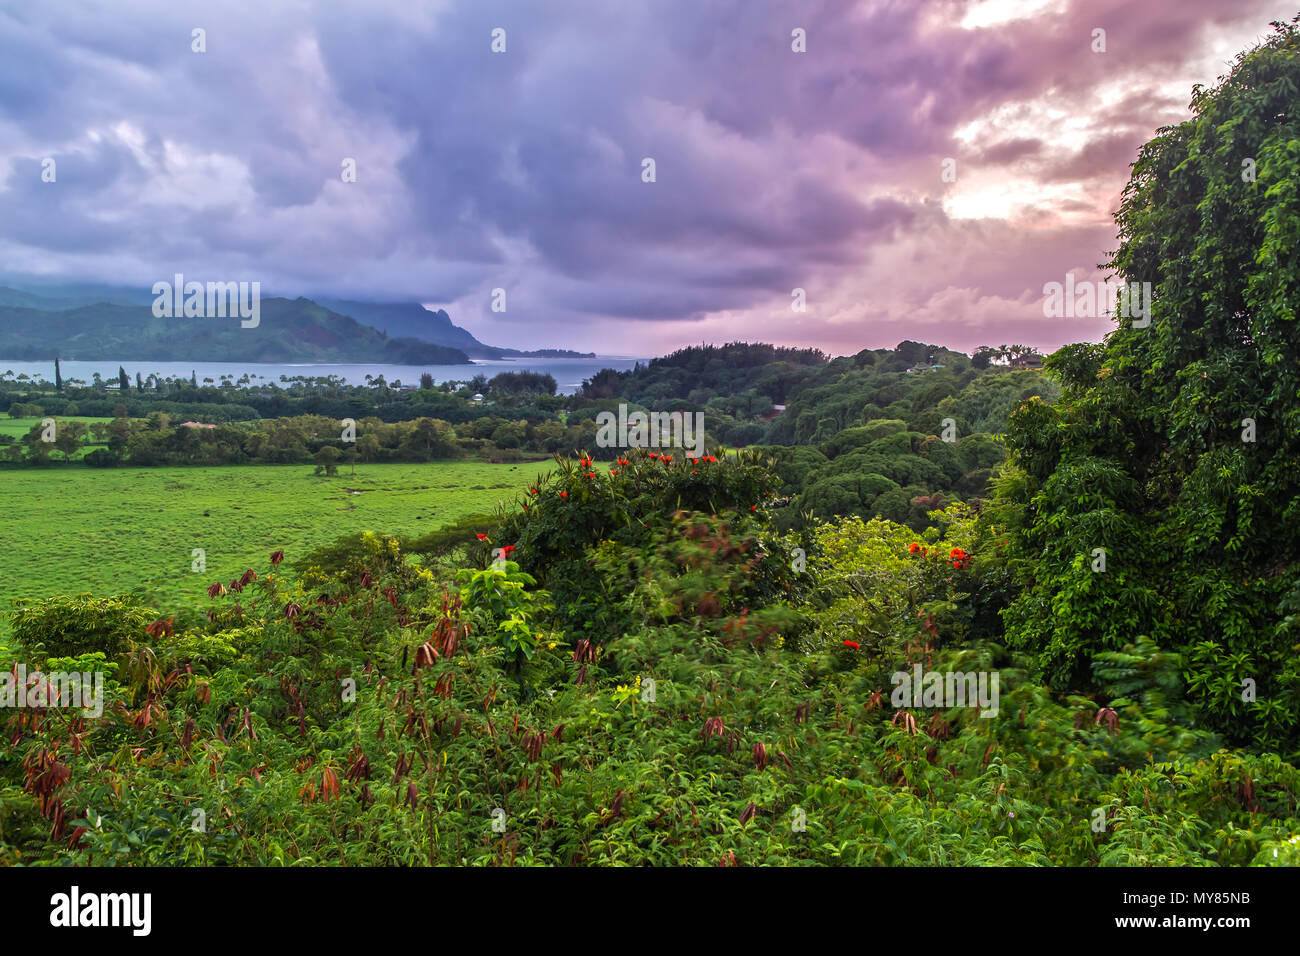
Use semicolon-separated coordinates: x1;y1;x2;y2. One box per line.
617;459;629;466
560;491;567;498
749;505;756;512
843;640;860;650
908;542;921;554
501;545;516;555
648;453;659;459
662;455;673;463
529;488;538;495
476;533;488;541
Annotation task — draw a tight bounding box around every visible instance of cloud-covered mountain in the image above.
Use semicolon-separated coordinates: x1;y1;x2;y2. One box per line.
0;290;473;364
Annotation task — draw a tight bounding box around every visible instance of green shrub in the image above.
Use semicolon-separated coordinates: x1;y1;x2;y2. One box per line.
7;593;155;661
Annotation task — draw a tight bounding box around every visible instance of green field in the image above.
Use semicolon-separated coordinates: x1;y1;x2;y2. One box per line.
0;461;546;632
0;415;115;437
0;416;115;460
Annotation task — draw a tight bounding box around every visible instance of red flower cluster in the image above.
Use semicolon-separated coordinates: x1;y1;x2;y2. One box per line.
949;547;970;570
617;458;629;466
579;457;592;468
499;544;516;557
560;491;568;498
700;455;717;463
476;533;488;541
843;640;860;650
908;542;921;554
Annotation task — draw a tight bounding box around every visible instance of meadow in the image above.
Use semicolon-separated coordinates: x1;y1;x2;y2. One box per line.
0;416;114;460
0;460;542;633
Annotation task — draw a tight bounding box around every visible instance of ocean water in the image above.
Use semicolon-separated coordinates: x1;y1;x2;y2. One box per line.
0;356;645;396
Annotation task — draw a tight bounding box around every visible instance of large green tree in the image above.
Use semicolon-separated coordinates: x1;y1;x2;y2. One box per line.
997;19;1300;754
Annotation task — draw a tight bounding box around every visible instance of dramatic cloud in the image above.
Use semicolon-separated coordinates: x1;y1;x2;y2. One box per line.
0;0;1292;355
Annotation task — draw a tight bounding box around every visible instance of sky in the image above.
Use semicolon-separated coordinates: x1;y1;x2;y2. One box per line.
0;0;1293;358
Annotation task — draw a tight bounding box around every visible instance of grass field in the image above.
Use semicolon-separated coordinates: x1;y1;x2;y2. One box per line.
0;416;114;460
0;461;550;633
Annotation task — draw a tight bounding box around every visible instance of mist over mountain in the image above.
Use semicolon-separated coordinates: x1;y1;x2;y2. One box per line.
0;290;470;364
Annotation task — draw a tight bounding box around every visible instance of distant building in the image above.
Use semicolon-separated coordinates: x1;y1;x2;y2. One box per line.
472;393;484;404
772;404;787;412
179;421;217;429
1010;354;1044;369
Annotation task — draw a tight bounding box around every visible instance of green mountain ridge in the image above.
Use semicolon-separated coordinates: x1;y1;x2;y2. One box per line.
0;283;595;361
0;294;472;364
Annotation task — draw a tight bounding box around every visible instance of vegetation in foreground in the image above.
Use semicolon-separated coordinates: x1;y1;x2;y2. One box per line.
1;448;1295;865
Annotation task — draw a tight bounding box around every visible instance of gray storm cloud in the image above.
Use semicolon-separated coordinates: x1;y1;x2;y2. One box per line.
0;0;1290;354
